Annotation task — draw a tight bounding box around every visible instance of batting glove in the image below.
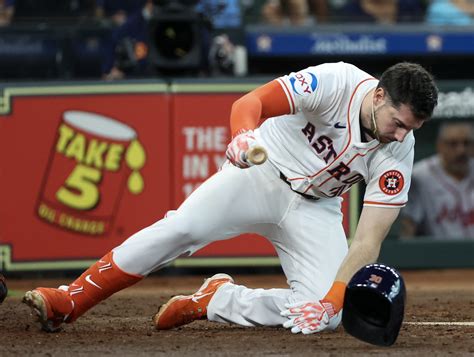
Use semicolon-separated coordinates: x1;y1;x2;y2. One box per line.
280;299;337;335
226;129;258;169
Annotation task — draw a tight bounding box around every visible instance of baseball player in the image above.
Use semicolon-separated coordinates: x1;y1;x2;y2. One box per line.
400;122;474;239
23;62;438;334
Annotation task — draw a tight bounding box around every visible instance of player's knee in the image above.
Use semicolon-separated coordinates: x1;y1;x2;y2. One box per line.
165;216;206;245
143;211;212;247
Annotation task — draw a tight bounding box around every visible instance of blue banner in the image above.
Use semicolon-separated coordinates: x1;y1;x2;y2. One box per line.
246;29;474;56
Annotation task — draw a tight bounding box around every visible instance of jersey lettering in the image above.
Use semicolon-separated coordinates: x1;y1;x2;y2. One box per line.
342;173;364;185
295;73;313;94
326;174;364;197
328;185;346;197
327;162;351;180
301;122;315;142
436;204;474;226
311;136;337;163
301;123;337;163
312;135;330;154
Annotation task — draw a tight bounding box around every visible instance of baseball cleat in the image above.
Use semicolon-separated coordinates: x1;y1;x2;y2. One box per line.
153;273;233;330
23;287;74;332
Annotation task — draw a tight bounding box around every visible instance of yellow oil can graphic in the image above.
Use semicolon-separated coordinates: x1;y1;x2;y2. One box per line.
37;111;146;235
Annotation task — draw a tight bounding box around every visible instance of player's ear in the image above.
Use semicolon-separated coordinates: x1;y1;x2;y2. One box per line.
374;87;386;104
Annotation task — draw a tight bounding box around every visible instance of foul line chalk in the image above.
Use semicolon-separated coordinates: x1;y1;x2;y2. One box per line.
405;322;474;326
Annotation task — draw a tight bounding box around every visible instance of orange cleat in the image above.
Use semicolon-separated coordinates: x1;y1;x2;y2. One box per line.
23;287;74;332
153;273;234;330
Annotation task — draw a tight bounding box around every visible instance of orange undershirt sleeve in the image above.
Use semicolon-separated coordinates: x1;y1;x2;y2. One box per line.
322;281;347;313
230;79;292;137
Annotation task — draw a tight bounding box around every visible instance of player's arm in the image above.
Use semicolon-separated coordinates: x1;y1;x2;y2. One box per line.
322;206;400;310
229;79;291;136
281;206;400;335
336;206;399;284
226;80;291;168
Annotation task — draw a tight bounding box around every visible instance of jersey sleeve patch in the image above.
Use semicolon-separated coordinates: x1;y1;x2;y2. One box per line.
378;170;405;196
289;70;318;96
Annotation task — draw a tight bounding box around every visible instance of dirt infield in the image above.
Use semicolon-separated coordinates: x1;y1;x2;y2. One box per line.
1;269;473;356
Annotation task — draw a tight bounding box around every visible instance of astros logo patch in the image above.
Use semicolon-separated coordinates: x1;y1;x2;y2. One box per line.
379;170;404;195
289;71;318;96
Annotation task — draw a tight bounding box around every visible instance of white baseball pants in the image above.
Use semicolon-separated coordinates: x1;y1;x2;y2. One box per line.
112;160;348;327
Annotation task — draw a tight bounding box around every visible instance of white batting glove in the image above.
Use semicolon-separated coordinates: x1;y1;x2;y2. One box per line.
225;129;257;169
281;300;337;335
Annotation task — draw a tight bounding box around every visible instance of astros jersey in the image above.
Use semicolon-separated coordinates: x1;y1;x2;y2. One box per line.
402;155;474;239
255;62;414;207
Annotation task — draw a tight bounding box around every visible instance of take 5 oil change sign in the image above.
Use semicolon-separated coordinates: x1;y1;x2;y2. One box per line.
37;111;146;235
0;85;171;270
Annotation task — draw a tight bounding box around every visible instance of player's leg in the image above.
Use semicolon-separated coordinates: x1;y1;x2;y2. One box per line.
154;163;312;329
207;196;348;328
207;278;292;326
154;223;294;329
23;250;143;332
111;161;285;275
24;161;283;330
278;196;348;303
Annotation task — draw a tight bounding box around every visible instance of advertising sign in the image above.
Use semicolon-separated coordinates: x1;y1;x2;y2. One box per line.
0;84;171;270
247;28;474;56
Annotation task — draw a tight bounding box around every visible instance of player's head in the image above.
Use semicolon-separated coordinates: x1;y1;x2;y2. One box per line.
437;121;473;179
378;62;438;120
369;63;438;143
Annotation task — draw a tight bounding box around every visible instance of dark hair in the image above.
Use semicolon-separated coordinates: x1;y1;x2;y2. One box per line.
377;62;438;120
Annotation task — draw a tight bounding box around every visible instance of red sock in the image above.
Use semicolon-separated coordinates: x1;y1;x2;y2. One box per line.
66;251;143;322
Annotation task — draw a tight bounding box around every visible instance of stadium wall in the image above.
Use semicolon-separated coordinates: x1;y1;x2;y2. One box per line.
0;79;472;272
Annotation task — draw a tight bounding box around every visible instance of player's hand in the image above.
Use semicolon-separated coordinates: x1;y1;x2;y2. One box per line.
226;130;258;169
280;300;336;334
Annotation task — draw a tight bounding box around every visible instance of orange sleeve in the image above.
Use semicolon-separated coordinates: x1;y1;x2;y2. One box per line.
230;79;291;137
322;281;347;313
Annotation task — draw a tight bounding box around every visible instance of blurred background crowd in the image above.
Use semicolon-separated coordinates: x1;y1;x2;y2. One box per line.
1;0;474;80
0;0;473;241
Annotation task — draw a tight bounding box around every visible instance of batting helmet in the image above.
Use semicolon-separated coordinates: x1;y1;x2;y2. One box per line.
342;264;406;346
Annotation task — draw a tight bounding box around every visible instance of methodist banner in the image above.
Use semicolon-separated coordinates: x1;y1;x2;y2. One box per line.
0;83;171;271
170;82;357;267
246;25;474;57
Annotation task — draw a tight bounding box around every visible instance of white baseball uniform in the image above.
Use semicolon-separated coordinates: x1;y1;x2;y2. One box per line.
401;155;474;239
111;62;415;327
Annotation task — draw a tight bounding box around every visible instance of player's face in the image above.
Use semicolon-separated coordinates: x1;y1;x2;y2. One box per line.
437;125;473;177
372;93;423;144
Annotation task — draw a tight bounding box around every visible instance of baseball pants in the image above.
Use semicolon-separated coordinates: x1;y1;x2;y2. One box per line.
112;160;348;327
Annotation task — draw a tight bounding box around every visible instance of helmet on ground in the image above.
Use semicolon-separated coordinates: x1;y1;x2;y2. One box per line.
342;263;406;346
